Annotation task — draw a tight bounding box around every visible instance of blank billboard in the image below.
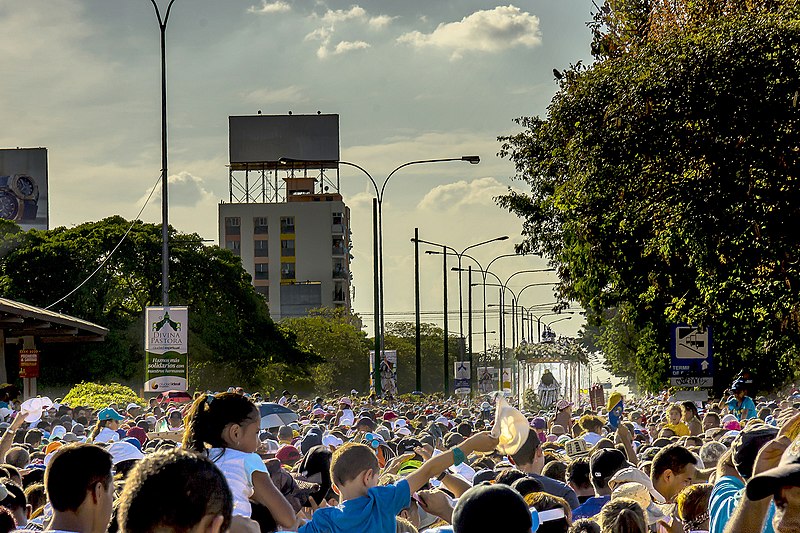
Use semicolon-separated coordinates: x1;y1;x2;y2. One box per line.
0;148;48;231
229;114;339;165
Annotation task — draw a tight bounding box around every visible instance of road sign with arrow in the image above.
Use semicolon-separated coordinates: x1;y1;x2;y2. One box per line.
670;324;714;387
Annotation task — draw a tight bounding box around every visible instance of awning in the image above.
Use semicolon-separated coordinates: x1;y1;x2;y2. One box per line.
0;298;108;343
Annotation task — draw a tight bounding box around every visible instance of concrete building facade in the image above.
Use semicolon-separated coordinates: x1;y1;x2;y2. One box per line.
218;177;352;320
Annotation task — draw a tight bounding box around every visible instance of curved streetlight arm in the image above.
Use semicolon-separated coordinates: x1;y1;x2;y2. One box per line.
335;160;380;198
545;316;573;328
487;253;528;272
504;269;555;287
150;0;177;28
455;267;502;286
382;156;479;199
462;236;508;256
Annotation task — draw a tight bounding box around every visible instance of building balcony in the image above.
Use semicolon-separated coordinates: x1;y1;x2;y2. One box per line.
333;269;348;280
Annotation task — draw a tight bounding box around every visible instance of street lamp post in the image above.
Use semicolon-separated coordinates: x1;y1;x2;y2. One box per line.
282;156;479;396
412;235;507;395
150;0;177;306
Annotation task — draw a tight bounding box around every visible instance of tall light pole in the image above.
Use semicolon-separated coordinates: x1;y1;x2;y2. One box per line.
281;156;479;395
150;0;177;307
413;235;507;395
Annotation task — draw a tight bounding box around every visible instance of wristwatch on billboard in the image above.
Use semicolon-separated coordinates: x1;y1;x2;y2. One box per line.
0;174;39;222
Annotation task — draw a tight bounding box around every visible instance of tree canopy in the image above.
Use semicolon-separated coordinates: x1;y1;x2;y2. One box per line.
498;9;800;392
0;217;315;390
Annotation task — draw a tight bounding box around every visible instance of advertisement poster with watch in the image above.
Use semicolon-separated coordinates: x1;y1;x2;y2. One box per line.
0;147;48;231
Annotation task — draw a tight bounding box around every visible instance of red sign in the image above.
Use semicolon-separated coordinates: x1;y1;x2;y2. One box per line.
19;349;40;379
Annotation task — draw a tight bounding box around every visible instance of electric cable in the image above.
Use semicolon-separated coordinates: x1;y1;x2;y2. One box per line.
44;173;163;311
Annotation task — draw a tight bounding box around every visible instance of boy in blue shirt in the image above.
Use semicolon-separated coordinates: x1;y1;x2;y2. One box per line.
727;379;757;421
299;431;498;533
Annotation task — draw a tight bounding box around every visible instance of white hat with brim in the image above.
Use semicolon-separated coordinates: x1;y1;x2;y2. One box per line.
609;466;666;503
611;482;667;525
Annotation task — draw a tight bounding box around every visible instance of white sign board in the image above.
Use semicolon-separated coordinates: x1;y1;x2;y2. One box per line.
454;362;470;394
675;326;710;359
670;377;713;388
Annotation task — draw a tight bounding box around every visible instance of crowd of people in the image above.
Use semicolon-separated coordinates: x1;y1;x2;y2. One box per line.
0;378;798;532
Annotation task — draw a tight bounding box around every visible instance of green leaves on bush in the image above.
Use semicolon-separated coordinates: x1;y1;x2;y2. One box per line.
62;382;144;410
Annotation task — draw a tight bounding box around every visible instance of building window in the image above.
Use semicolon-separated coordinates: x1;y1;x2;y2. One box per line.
254;217;268;234
225;240;240;256
281;239;295;257
254;263;269;280
332;236;345;256
224;217;241;235
281;262;295;280
254;239;268;257
280;216;295;234
333;258;346;279
332;212;344;225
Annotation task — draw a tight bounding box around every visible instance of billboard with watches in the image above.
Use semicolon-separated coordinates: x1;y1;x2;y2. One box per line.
0;147;48;231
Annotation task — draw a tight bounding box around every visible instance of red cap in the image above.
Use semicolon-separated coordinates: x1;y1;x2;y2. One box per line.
276;445;301;464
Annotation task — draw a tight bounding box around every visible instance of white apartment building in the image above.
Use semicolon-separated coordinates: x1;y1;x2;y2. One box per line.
218;177;352;320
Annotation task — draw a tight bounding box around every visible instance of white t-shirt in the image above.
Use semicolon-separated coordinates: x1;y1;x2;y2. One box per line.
94;427;120;444
582;432;603;446
210;447;268;517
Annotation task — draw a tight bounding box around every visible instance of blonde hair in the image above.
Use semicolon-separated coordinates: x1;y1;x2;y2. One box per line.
396;516;418;533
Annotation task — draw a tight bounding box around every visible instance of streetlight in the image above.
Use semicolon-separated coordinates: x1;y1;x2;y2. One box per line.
460;268;557;390
411;234;508;394
150;0;178;306
281;155;480;395
542;316;573;341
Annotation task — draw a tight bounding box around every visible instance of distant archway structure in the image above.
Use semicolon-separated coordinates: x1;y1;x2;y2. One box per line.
0;298;108;397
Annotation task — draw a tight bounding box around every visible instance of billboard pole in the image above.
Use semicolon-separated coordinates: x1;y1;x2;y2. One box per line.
151;0;177;307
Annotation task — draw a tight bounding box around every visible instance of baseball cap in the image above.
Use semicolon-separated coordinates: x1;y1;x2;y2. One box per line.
108;441;144;465
590;448;632;482
532;417;547;430
127;403;142;412
97;408;125;421
276;445;302;464
452;483;538;533
732;424;779;479
608;466;666;503
611;482;667;525
747;435;800;500
564;438;589;460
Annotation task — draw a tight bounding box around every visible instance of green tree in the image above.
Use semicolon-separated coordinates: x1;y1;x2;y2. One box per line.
383;322;460;394
280;308;370;395
498;12;800;393
0;217;315;390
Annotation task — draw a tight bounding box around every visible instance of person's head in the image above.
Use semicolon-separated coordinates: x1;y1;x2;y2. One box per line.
579;415;604;434
330;443;380;497
731;424;779;480
0;480;30;526
509;432;544;473
681;402;699;422
699;442;727;470
24;429;42;448
45;443;114;533
4;447;28;470
117;449;233;533
542;460;567;483
277;426;293;442
452;483;533;533
495;468;527;486
23;483;46;515
668;405;682;425
650;445;698;502
0;465;21;487
511;476;544;499
182;393;260;454
0;507;14;533
598;498;646;533
589;449;630;496
569;518;601;533
526;492;570;533
675;483;712;533
566;457;593;494
732;380;747;401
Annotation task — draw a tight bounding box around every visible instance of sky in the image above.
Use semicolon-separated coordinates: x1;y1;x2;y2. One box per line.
1;1;621;385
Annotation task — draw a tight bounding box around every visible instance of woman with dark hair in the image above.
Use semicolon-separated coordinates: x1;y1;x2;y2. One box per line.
681;402;703;436
598;498;646;533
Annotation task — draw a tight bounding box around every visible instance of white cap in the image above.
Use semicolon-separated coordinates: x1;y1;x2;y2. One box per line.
322;434;344;448
108;441;145;465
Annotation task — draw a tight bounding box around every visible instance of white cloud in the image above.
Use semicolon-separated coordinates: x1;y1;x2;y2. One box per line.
397;5;541;59
418;177;511;211
247;0;291;14
306;4;393;59
144;172;214;208
333;40;370;55
243;85;308;105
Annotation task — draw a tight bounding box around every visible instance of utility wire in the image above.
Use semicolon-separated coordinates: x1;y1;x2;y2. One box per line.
45;173;163;311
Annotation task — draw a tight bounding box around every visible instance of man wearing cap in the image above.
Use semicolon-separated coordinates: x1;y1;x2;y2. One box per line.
710;424;780;533
724;416;800;532
572;448;632;519
508;431;580;510
126;403;142;420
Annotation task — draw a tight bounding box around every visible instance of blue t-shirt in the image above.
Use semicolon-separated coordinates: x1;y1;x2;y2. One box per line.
571;495;610;520
710;475;774;533
299;479;411;533
727;396;757;420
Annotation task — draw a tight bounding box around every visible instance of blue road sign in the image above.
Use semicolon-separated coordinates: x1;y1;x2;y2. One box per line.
670;324;713;387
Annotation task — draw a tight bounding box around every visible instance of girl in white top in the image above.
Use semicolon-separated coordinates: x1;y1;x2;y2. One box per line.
183;392;297;530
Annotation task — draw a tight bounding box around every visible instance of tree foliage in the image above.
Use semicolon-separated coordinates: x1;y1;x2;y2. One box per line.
0;217;315;390
62;382;144;410
498;12;800;392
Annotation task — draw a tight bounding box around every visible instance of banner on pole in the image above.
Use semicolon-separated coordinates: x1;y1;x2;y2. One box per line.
145;307;188;392
478;367;497;394
454;361;471;395
369;350;397;397
19;349;40;379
